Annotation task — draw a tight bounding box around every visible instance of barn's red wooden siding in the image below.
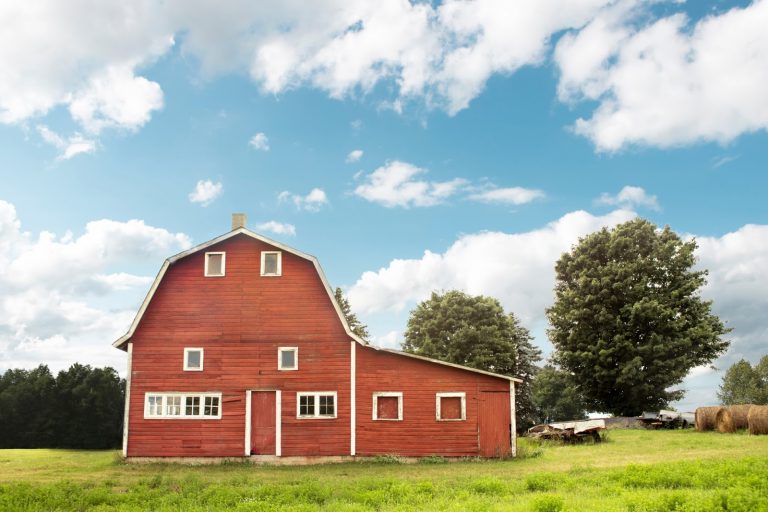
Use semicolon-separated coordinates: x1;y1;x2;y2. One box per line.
127;234;351;457
355;346;510;457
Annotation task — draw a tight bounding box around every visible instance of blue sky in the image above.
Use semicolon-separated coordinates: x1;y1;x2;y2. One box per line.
1;0;767;412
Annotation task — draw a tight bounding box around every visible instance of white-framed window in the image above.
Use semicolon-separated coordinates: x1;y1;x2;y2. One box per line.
260;251;282;276
278;347;298;371
204;252;226;277
144;392;222;419
436;392;466;421
296;392;337;419
373;392;403;421
183;348;204;371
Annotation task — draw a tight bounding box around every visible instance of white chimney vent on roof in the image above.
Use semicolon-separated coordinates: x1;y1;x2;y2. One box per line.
232;213;247;230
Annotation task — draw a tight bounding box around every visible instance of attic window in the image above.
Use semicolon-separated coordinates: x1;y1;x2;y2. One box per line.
436;392;466;421
261;251;282;276
204;252;225;277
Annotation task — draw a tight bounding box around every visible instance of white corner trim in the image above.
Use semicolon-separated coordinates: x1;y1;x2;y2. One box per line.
350;341;356;456
112;228;368;350
122;342;133;457
204;251;226;277
436;392;466;421
275;390;282;457
277;347;298;371
260;250;283;276
244;391;252;456
183;347;204;371
372;392;403;421
510;381;517;457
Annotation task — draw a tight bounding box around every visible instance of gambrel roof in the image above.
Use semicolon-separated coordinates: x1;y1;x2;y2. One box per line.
113;227;520;383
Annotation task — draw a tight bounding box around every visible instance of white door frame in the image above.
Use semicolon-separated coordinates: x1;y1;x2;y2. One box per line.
245;389;282;456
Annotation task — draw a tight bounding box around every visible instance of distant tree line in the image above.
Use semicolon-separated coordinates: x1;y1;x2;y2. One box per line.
0;364;124;449
719;356;768;405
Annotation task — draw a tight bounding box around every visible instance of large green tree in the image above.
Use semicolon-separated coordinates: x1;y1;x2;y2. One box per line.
334;287;369;341
547;219;729;416
531;365;588;424
403;290;541;430
718;356;768;405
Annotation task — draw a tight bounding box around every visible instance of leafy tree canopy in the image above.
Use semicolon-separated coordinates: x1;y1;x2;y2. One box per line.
531;364;588;424
718;356;768;405
403;290;541;429
547;219;729;416
335;287;369;341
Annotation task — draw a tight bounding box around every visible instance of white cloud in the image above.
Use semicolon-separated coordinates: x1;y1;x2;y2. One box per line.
596;186;660;211
0;2;171;130
556;0;768;151
370;330;400;349
249;132;270;151
255;221;296;237
188;179;223;206
278;188;329;212
469;186;545;205
37;125;97;161
346;149;364;163
354;160;467;208
0;200;191;373
347;208;636;319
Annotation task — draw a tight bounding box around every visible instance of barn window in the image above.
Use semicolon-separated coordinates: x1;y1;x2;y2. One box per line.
296;392;337;419
278;347;298;370
436;392;466;421
261;251;282;276
183;348;204;371
144;392;222;419
373;392;403;421
204;252;226;277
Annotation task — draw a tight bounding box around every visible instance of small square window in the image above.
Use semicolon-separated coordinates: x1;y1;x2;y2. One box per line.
147;395;163;417
205;252;225;277
436;393;466;421
261;251;282;276
373;392;403;421
299;395;315;416
278;347;298;370
166;396;182;416
184;348;204;371
185;396;200;416
204;396;220;417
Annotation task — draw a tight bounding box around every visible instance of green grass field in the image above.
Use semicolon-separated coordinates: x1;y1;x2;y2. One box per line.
1;430;767;511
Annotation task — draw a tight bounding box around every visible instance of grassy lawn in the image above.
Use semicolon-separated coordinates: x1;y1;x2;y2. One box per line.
1;430;767;511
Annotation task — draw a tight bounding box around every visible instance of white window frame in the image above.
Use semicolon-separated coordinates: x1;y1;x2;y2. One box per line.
436;392;466;421
372;392;403;421
183;348;204;371
204;252;226;277
260;251;282;277
296;391;337;419
278;347;298;371
144;392;222;419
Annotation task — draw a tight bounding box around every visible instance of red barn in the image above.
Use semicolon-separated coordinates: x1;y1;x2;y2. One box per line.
114;216;520;461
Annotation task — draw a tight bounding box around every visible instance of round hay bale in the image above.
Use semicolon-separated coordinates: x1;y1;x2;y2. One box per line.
715;408;736;433
747;405;768;435
727;404;753;430
695;406;722;431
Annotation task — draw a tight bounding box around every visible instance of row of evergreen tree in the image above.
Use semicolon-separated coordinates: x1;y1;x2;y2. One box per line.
0;364;124;449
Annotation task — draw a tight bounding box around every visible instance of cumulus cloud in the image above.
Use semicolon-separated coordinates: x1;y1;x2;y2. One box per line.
346;149;364;163
469;186;545;205
556;0;768;151
278;188;329;212
347;208;636;320
188;179;223;206
596;186;660;211
354;160;467;208
0;200;191;372
255;220;296;237
37;125;97;161
249;132;270;151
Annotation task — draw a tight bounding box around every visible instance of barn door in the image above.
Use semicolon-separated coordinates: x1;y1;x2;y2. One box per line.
251;391;276;455
479;391;511;457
